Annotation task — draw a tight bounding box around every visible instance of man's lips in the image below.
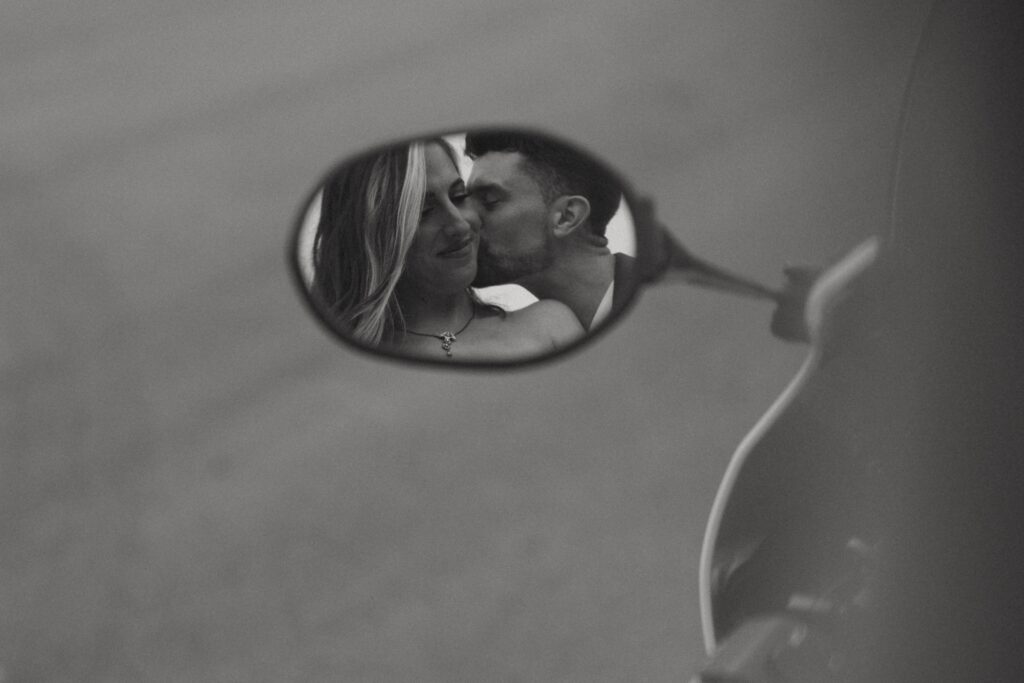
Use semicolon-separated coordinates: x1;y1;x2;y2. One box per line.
437;237;475;258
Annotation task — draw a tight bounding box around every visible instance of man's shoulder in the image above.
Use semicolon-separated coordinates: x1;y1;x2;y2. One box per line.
611;252;639;312
613;252;638;278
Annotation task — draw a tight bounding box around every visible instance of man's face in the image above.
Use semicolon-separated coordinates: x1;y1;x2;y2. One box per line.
467;152;554;287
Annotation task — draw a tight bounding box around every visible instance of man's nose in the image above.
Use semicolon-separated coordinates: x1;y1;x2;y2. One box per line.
465;195;486;225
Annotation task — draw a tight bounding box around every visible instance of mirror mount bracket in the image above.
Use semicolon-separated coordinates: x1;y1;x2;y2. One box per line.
631;196;815;343
659;230;782;301
632;196;780;301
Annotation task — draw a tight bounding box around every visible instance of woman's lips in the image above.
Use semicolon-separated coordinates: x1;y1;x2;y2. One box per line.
437;237;475;258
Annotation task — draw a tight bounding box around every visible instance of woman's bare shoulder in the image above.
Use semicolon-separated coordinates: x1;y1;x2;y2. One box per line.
509;299;584;345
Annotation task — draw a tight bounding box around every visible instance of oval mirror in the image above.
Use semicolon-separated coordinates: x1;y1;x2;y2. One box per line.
291;127;791;367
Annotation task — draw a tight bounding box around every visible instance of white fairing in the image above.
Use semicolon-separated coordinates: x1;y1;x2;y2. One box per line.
698;237;880;654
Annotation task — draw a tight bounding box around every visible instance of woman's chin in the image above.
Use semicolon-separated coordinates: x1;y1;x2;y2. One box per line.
456;265;478;291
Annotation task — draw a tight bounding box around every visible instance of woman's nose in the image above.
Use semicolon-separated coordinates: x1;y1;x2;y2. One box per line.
442;201;478;235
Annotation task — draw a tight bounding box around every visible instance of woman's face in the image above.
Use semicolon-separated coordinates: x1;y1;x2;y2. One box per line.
399;143;480;295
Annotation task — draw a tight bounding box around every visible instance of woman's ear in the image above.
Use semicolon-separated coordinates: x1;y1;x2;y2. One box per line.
549;196;591;238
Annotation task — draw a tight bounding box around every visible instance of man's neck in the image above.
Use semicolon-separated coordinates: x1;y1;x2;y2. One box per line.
517;247;614;328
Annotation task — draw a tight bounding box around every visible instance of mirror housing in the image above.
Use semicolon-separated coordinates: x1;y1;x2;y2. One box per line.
290;126;798;368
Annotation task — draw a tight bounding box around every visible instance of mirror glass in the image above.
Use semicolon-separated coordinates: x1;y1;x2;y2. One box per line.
291;128;641;367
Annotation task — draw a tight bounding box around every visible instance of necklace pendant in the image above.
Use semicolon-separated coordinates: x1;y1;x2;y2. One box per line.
440;331;456;357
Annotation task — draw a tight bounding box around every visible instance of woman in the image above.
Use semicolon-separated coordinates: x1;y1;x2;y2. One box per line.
312;138;583;361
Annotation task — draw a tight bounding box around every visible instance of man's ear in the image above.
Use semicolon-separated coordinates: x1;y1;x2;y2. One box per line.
549;196;591;238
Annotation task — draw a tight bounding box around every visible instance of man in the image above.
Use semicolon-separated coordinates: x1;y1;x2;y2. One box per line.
464;130;637;330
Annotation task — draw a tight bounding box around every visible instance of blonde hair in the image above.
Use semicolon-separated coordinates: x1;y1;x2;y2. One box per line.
313;141;430;345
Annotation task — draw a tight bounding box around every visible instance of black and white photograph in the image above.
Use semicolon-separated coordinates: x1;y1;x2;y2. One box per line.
3;1;1021;680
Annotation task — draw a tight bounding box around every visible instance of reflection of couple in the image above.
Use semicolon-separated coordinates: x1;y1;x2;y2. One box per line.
312;130;633;361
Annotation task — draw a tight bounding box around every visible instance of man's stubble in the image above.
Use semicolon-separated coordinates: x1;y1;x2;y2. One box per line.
472;231;556;288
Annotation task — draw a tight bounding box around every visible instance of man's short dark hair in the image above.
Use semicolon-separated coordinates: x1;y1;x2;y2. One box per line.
464;130;622;236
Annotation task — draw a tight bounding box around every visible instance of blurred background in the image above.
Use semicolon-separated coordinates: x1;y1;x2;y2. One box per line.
1;1;931;680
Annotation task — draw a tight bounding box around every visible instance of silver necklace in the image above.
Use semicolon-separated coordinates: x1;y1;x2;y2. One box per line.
405;306;476;358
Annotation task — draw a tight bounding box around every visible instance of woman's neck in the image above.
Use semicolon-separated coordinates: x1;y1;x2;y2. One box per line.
398;286;474;333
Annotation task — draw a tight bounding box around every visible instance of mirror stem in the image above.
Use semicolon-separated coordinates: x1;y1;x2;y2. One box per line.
658;231;782;301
